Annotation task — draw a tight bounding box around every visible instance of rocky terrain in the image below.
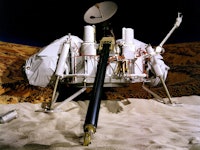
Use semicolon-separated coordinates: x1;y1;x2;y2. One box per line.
0;41;199;104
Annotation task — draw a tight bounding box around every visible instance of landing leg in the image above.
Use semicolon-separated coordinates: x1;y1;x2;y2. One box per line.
159;76;173;104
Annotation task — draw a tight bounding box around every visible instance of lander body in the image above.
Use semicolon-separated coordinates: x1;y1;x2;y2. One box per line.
24;1;183;146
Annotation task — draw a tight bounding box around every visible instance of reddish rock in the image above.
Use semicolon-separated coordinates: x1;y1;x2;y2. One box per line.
0;41;199;104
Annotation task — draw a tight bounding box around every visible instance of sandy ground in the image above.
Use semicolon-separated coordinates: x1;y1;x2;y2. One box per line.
0;95;200;150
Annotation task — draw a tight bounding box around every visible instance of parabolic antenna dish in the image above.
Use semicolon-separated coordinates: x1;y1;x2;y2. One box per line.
84;1;118;24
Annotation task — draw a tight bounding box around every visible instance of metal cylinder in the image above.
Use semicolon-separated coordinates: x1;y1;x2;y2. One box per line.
83;25;95;43
55;42;70;77
81;43;97;55
84;43;110;129
0;109;18;124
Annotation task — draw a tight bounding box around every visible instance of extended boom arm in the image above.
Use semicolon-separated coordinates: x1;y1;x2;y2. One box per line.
156;12;183;53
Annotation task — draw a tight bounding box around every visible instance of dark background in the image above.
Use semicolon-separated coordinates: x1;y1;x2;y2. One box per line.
0;0;199;47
